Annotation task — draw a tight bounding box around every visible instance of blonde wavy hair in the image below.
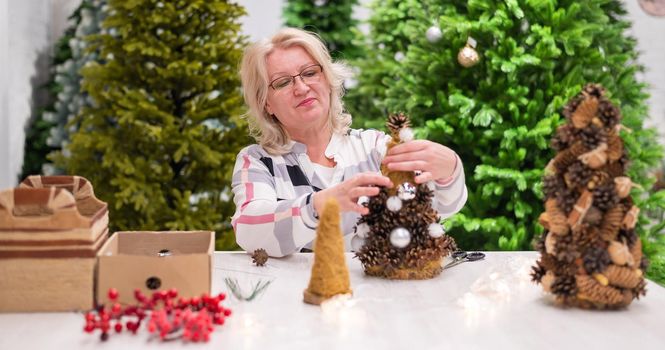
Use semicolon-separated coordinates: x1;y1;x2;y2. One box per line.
239;27;352;155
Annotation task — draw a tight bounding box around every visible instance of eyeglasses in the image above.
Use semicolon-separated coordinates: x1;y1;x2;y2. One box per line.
269;64;323;91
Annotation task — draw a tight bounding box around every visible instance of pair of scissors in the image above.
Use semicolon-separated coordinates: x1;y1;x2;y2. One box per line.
443;251;485;269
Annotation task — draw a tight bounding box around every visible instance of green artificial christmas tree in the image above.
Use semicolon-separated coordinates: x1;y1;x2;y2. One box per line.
46;1;107;170
20;0;106;179
351;0;665;283
52;0;250;250
282;0;364;60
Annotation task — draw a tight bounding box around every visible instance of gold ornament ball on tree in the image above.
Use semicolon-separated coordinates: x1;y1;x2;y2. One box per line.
457;37;479;68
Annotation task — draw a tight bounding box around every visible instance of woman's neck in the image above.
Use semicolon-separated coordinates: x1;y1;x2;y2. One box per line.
290;125;335;167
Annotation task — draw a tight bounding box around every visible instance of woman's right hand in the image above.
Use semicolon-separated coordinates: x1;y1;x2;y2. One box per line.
312;172;393;216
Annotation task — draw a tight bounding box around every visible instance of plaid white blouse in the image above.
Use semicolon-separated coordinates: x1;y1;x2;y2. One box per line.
231;129;467;257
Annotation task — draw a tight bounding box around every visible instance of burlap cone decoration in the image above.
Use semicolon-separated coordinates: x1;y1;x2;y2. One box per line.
303;198;352;305
533;84;647;309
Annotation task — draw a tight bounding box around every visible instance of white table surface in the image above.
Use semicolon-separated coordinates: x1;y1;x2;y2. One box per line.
1;251;664;350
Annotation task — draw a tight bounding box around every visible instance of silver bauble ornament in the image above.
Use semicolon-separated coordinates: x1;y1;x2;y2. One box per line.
427;223;445;238
390;227;411;248
355;223;370;238
397;182;417;201
426;25;443;43
351;235;365;252
387;196;403;212
398;127;414;142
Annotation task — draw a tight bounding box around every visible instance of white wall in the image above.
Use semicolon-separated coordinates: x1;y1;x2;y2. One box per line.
0;0;9;190
1;0;664;190
625;1;665;140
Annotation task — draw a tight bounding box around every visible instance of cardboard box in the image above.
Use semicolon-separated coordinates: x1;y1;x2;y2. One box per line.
96;231;214;305
0;176;109;312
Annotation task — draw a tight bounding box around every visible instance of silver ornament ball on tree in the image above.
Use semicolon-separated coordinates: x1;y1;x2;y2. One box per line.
355;223;370;238
390;227;411;248
351;235;365;252
387;196;403;212
397;182;417;201
427;223;445;238
426;25;442;43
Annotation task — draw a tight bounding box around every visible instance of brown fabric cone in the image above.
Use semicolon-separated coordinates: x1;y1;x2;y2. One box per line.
380;139;415;196
304;198;352;305
603;265;641;289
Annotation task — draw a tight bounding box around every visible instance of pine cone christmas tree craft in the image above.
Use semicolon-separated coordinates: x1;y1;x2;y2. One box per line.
532;84;648;309
354;114;456;279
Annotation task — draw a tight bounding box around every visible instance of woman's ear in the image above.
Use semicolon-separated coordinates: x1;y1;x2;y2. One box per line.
265;102;273;116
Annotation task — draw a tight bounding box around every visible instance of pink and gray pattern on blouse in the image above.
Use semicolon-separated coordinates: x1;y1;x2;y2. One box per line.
231;129;467;257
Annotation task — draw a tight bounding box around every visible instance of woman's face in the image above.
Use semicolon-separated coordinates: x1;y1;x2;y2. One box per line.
265;46;331;135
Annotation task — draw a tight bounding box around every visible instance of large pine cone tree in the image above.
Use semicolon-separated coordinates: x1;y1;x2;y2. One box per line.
533;84;647;309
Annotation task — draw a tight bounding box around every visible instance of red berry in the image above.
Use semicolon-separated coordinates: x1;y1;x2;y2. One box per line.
108;288;119;301
223;309;232;317
190;297;200;307
111;303;122;314
168;288;178;298
217;293;226;301
134;289;146;302
114;323;122;333
84;324;95;333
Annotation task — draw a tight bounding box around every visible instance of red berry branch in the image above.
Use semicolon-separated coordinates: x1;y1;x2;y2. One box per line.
83;288;232;342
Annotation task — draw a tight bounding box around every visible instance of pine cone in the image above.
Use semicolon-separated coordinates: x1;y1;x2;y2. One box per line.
593;183;619;211
599;205;624;241
551;274;578;297
551;125;576;151
583;247;611;274
629;237;643;265
583;83;606;99
606;132;623;162
604;264;642;289
604;161;625;178
587;170;610;190
386;113;410;135
251;249;269;266
570;98;598;129
565;161;593;189
578;124;607;150
553;142;586;172
572;224;602;248
562;95;584;119
576;274;625;306
597;99;621;129
618;228;638;247
531;261;547;283
553;233;578;263
556;187;579;214
543;175;562;199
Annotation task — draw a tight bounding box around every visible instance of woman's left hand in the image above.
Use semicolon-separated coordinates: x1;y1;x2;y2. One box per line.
381;140;457;184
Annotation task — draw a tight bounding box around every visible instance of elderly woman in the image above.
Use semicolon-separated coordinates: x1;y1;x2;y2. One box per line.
232;28;467;257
